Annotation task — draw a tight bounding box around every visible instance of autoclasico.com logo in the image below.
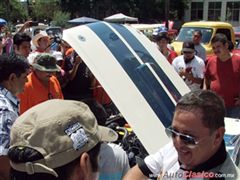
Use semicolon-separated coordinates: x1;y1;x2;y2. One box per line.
150;171;235;179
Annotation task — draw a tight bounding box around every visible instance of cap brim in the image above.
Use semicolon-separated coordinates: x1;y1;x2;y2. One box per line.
182;48;195;52
32;63;61;72
98;126;118;142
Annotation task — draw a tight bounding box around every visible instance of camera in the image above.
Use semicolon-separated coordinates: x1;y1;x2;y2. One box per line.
52;34;62;44
29;21;39;26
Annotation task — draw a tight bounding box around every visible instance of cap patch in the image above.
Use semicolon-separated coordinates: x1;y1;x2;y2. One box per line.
65;122;88;150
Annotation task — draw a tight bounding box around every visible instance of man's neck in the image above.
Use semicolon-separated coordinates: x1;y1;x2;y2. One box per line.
0;82;15;96
33;72;50;87
161;48;169;57
180;141;226;172
218;52;232;62
36;48;45;53
184;56;195;64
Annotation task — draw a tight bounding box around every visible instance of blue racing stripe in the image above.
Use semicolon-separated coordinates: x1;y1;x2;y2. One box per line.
87;22;174;127
110;23;182;102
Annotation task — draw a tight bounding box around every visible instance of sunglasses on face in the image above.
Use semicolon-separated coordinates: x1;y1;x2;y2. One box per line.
165;127;199;148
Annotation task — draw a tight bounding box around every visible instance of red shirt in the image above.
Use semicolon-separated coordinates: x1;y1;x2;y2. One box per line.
205;54;240;107
18;72;64;114
167;50;178;64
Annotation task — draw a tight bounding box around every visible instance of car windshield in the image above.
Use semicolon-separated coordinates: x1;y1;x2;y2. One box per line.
175;27;213;44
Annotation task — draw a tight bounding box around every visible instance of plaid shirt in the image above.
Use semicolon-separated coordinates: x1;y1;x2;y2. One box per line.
0;86;19;156
231;134;240;166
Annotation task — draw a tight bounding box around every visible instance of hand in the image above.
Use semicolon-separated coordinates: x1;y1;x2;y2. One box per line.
179;69;186;77
184;71;194;81
73;55;82;65
23;21;32;29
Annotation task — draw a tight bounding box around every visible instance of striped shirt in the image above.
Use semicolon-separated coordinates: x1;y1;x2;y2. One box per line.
0;86;19;156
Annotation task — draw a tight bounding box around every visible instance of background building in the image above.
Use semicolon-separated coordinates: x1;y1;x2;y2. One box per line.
185;0;240;26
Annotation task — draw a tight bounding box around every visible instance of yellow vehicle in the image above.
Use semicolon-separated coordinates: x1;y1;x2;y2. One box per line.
171;21;235;55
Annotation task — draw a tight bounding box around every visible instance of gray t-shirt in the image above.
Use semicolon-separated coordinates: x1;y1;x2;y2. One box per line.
99;142;130;180
194;44;206;62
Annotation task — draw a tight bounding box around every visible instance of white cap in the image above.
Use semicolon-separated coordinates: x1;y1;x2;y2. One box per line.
52;51;63;61
32;31;50;47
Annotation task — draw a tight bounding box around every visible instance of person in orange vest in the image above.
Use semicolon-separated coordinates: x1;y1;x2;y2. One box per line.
18;53;63;114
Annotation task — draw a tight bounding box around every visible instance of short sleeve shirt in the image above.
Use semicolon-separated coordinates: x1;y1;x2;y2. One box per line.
0;86;19;155
172;55;205;91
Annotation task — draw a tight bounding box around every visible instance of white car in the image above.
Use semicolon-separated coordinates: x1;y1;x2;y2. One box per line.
63;22;239;164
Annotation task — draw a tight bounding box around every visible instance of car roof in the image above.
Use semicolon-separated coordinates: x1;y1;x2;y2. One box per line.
183;21;232;28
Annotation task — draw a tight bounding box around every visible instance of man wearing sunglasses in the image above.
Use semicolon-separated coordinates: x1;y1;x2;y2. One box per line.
172;41;205;91
124;90;240;179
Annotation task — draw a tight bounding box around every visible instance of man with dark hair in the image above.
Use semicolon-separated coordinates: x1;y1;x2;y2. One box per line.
172;41;205;91
8;99;118;180
0;55;29;180
124;90;240;179
204;33;240;118
13;32;31;58
155;33;178;64
192;30;206;62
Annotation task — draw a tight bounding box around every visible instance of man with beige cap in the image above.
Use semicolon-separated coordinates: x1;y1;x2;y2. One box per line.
8;99;118;180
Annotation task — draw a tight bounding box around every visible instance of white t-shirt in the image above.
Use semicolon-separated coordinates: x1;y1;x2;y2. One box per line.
172;55;205;91
144;142;179;179
144;141;240;180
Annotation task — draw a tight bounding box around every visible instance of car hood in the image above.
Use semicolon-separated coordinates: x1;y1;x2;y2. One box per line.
63;21;239;154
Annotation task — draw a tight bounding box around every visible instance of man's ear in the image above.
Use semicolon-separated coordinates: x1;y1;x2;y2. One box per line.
214;127;225;146
8;73;16;82
79;152;91;178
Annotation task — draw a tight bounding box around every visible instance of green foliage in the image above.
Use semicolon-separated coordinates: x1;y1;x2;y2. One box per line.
51;10;70;28
9;0;28;22
2;0;191;28
31;0;61;23
0;0;28;23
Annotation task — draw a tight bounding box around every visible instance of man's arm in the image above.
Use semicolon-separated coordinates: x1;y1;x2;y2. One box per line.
67;55;82;81
123;164;148;180
0;156;10;180
203;77;211;90
17;21;32;33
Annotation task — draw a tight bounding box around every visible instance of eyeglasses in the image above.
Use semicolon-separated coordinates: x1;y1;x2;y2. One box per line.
165;127;199;148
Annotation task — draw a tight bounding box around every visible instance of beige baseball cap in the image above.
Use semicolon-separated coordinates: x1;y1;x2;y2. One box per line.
9;99;118;177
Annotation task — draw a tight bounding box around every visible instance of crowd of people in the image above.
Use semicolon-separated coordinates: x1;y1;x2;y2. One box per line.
0;20;239;179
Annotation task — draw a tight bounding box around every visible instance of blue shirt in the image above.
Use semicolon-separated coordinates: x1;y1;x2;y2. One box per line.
0;86;19;156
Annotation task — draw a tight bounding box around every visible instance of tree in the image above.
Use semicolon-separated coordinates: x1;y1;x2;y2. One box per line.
2;0;190;27
51;10;70;28
31;0;61;23
0;0;28;23
60;0;92;18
